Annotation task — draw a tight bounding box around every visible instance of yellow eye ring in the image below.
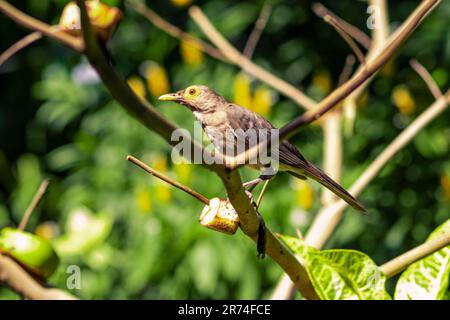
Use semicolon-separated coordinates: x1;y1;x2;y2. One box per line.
184;86;201;100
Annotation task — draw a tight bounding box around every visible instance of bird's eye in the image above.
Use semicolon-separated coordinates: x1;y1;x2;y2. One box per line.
184;86;201;100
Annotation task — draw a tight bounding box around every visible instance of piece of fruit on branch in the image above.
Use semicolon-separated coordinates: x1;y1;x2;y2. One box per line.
0;227;59;279
59;0;123;42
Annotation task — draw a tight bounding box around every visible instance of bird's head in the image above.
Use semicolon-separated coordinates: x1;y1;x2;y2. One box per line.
158;85;225;112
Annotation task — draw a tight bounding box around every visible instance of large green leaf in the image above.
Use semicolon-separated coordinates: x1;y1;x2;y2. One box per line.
306;250;391;300
280;235;391;300
394;219;450;300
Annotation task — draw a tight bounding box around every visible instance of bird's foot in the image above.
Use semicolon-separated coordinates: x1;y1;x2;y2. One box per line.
256;212;266;259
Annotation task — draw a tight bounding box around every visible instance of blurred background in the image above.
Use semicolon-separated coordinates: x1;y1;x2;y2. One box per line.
0;0;449;299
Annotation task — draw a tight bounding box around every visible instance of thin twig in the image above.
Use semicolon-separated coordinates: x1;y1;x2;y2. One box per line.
0;31;42;67
0;0;83;51
0;255;77;300
380;231;450;278
338;55;356;86
323;15;367;66
321;111;342;206
189;6;317;111
312;3;371;49
127;0;226;62
256;179;270;208
127;155;209;205
410;59;443;99
342;0;389;135
243;3;272;59
18;179;49;231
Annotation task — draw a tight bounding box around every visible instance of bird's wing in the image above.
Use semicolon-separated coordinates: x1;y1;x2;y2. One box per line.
224;104;309;170
224;103;274;131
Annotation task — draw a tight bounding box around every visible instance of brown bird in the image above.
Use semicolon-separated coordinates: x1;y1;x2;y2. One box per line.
159;85;365;212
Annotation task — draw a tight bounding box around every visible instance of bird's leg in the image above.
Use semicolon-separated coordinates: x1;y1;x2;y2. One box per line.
243;177;263;191
256;210;266;259
243;174;273;192
244;186;268;259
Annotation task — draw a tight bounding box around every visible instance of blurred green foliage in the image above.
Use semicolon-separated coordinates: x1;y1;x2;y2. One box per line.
0;0;449;299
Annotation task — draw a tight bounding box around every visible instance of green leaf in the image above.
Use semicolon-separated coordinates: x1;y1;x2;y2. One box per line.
280;235;391;300
306;250;391;300
394;219;450;300
53;207;112;257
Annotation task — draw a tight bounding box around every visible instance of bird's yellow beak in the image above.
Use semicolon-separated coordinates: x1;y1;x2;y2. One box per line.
158;93;179;101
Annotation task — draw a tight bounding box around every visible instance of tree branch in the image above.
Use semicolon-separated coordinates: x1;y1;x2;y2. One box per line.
380;231;450;278
0;31;42;67
410;58;443;99
343;0;389;135
18;179;49;231
0;255;77;300
322;15;367;66
312;2;371;49
321;111;342;206
0;0;83;51
243;3;272;59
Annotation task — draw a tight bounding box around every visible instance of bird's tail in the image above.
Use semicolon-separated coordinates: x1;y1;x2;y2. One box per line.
288;164;366;212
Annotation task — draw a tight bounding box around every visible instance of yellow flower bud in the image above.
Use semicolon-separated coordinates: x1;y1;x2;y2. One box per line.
441;175;450;201
294;180;314;210
170;0;194;7
35;222;59;241
180;39;204;66
136;189;152;214
174;160;192;185
392;85;416;115
145;63;170;97
233;72;252;109
251;86;272;116
151;155;172;203
127;76;146;100
156;185;172;203
312;71;332;94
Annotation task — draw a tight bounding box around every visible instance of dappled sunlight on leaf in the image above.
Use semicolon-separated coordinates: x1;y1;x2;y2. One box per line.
392;85;416;115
